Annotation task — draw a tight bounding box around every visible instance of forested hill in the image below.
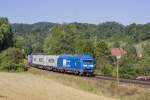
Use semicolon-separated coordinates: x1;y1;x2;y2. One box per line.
11;22;57;53
11;21;150;54
12;22;56;33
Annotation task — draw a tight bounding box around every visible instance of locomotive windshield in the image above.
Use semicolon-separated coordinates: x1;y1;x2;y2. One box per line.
83;59;93;63
83;59;93;65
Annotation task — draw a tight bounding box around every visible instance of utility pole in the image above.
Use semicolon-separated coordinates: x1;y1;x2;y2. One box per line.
111;48;126;86
116;56;121;86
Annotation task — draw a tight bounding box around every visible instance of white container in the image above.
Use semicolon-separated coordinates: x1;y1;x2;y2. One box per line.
45;55;59;67
32;55;46;66
31;54;59;67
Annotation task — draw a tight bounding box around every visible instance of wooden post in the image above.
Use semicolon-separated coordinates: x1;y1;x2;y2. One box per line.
116;56;121;86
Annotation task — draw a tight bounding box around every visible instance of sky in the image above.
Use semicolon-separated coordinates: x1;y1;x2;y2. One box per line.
0;0;150;25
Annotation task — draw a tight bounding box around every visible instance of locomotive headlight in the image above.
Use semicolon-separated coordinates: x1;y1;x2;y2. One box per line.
83;64;87;67
83;64;94;67
89;65;94;67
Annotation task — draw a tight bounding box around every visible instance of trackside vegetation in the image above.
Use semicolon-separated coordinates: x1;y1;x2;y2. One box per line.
0;17;28;72
0;48;28;72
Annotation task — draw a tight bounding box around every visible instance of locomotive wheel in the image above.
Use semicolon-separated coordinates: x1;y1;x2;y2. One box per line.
74;71;79;75
61;69;65;73
79;72;83;76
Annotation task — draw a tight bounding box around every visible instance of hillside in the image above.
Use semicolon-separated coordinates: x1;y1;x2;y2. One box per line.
11;22;150;55
11;22;56;33
11;22;56;53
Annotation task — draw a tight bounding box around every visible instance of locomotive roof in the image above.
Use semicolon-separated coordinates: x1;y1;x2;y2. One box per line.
59;54;93;59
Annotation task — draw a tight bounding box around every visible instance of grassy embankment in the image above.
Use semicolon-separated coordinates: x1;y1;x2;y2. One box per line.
28;67;150;100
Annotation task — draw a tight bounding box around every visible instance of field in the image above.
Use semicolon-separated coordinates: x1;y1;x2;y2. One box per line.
0;71;114;100
28;68;150;100
0;67;150;100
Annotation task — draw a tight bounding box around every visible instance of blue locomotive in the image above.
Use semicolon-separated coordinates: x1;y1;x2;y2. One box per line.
28;54;95;75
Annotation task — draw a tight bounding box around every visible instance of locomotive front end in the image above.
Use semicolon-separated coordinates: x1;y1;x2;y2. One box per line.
81;55;95;75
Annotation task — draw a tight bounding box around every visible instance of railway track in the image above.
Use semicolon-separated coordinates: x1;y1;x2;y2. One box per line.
95;75;150;86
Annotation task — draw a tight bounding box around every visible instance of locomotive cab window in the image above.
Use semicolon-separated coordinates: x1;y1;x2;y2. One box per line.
83;59;93;63
83;59;93;64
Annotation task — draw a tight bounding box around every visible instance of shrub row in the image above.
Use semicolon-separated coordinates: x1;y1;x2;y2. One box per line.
0;48;28;72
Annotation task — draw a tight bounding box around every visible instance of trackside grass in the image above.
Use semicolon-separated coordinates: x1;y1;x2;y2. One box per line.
28;67;150;100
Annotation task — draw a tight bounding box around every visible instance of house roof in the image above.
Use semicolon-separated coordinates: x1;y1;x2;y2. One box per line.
111;48;127;57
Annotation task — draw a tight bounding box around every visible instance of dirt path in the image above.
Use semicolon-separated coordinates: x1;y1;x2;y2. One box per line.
0;72;115;100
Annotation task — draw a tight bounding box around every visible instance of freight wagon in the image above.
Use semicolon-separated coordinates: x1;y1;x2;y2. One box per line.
28;54;95;76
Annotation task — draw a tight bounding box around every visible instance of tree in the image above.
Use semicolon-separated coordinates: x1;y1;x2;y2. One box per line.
95;41;110;59
77;39;94;55
96;22;125;39
95;41;113;72
44;24;85;54
125;23;150;43
12;22;55;55
0;17;13;50
44;24;66;54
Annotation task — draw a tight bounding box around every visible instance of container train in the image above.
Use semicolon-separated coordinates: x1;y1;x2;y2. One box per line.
28;54;95;75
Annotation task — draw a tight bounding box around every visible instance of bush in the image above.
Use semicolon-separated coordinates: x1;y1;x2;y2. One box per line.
0;63;28;72
0;48;28;72
100;64;115;76
119;67;137;79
